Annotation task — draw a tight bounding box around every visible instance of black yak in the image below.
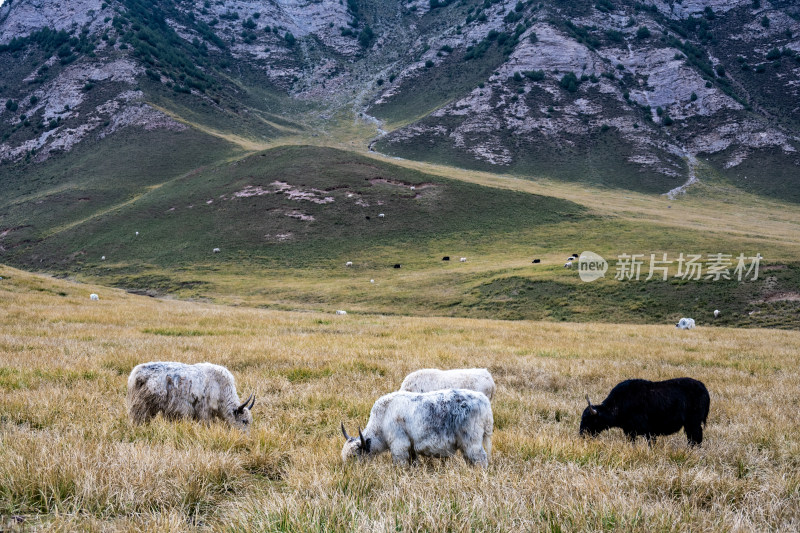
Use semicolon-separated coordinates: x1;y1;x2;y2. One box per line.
580;378;710;446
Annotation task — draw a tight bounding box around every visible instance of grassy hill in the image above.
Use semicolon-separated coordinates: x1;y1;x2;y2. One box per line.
3;144;585;269
1;266;799;530
3;141;800;328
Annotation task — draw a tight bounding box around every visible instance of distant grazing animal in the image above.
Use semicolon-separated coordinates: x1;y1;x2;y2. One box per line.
336;310;347;315
410;186;416;191
394;264;401;268
676;318;695;329
90;293;99;301
378;213;385;218
370;279;374;283
127;362;255;431
213;248;221;253
564;261;573;268
101;256;106;260
400;368;496;401
460;257;467;262
341;389;493;466
345;261;353;267
365;216;371;220
135;231;139;236
532;259;541;264
714;309;720;318
581;377;710;446
442;256;450;261
573;253;580;258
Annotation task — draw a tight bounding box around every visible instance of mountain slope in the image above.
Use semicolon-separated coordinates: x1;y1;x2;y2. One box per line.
1;0;799;199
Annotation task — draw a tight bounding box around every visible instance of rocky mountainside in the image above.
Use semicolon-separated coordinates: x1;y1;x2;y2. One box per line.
1;0;799;199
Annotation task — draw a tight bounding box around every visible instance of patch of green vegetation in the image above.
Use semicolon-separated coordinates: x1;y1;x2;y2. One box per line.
0;127;239;261
564;21;601;50
707;146;800;204
0;367;98;391
285;366;333;383
142;328;216;336
117;0;217;93
469;263;800;328
369;43;506;125
12;145;585;276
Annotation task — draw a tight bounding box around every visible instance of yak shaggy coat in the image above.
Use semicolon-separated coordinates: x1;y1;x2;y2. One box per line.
399;368;496;401
341;389;493;467
127;362;254;431
580;377;710;446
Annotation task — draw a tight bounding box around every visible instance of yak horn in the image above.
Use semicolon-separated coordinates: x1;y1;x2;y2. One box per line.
585;394;598;415
238;394;253;411
341;422;351;440
358;426;366;447
247;395;256;410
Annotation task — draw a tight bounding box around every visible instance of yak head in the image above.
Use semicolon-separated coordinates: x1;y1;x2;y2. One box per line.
231;394;255;431
579;394;613;437
341;422;371;462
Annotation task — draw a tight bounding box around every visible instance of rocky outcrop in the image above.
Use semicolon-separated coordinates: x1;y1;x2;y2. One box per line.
0;0;798;195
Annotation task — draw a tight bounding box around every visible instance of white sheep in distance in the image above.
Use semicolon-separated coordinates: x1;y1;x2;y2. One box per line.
90;293;99;301
564;261;573;268
213;248;221;253
336;310;347;315
460;257;467;262
714;309;720;318
341;389;493;467
345;261;353;267
400;368;496;401
127;362;255;431
676;318;696;329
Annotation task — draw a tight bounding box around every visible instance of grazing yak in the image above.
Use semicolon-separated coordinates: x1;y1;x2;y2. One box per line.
400;368;496;401
127;362;255;431
581;378;710;446
341;389;493;466
676;318;696;329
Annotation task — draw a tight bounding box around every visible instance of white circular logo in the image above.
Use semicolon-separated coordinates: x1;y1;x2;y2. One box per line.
578;251;607;282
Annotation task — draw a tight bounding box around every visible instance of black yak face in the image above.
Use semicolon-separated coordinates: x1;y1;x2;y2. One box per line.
579;405;613;437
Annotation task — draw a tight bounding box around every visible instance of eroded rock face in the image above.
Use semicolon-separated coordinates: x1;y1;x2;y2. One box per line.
372;0;800;191
0;0;105;43
0;0;798;191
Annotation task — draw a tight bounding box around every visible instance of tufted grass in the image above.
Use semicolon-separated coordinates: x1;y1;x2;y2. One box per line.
0;265;799;531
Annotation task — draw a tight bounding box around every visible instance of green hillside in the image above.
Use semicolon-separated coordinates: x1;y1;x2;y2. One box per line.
5;144;584;270
2;141;798;327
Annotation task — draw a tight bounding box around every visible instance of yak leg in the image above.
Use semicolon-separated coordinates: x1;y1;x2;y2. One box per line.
389;437;413;465
685;424;703;447
462;442;489;468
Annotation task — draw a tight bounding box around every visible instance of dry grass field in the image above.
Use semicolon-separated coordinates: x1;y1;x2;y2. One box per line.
1;265;799;532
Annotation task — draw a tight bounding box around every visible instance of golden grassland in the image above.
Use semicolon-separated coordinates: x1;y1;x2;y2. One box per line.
1;266;799;531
